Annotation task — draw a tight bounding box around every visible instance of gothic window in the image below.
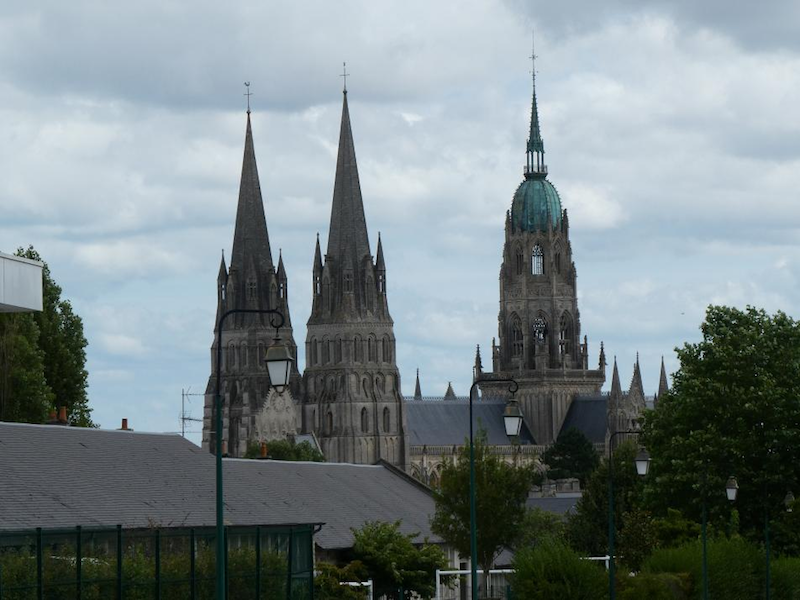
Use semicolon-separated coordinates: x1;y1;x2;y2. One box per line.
382;336;391;363
377;273;385;294
241;343;248;367
279;281;286;299
559;313;573;356
322;337;330;363
368;336;377;362
227;343;236;370
220;282;226;301
361;408;369;433
511;319;523;358
383;407;390;432
247;279;257;300
532;317;547;343
344;272;353;293
334;338;342;363
515;249;524;275
326;411;333;435
354;335;363;362
532;245;544;275
314;275;321;295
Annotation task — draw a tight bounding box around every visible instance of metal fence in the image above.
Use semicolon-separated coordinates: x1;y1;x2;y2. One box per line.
0;524;315;600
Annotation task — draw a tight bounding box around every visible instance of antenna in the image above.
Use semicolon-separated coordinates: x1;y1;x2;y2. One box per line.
180;387;204;437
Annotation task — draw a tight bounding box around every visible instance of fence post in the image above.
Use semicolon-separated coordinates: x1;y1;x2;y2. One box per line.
286;528;294;600
36;527;43;600
224;526;229;595
76;525;82;600
116;525;123;600
190;528;196;600
255;526;261;600
155;529;161;600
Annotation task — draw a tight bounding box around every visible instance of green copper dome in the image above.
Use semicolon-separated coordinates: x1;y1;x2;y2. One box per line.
511;176;562;232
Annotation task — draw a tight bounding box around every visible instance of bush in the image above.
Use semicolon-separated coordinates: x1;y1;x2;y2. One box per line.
620;572;690;600
643;537;763;600
773;557;800;600
511;539;607;600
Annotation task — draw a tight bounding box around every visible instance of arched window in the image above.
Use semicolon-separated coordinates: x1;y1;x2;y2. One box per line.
532;245;544;275
383;407;390;432
515;249;524;275
326;411;333;435
354;335;363;362
532;317;547;343
227;343;236;370
279;281;286;299
322;337;330;364
334;338;342;363
382;336;391;363
241;343;248;367
511;320;523;357
314;275;321;296
361;408;369;433
559;313;573;356
368;336;377;362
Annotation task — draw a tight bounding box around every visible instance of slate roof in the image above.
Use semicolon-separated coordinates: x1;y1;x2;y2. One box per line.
526;495;581;516
559;395;607;445
405;399;536;446
0;423;438;550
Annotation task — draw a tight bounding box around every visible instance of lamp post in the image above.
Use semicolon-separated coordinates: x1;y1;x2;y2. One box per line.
607;430;650;600
763;489;795;600
214;308;292;600
697;475;739;600
468;376;519;600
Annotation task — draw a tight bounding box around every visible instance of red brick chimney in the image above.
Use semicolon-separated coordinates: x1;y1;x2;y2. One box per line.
117;418;133;431
259;441;268;459
57;406;68;425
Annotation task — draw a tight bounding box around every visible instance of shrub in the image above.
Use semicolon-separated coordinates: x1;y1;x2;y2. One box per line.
642;537;763;600
511;539;607;600
620;572;690;600
773;557;800;600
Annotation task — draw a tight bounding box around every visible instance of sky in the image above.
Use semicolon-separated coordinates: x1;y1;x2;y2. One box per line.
2;1;799;445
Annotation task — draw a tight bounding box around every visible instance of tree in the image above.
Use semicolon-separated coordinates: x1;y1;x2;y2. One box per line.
642;305;800;541
351;521;447;599
431;431;534;577
0;312;53;422
315;561;370;600
515;507;566;550
244;438;326;462
542;427;600;484
566;441;644;557
511;539;607;600
0;247;91;426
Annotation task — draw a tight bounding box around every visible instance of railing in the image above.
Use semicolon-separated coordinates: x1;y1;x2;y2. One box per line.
0;524;315;599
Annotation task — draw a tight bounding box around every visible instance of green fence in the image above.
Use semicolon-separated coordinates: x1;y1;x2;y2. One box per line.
0;524;315;600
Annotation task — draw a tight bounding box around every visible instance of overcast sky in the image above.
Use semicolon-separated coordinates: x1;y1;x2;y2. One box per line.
2;1;799;444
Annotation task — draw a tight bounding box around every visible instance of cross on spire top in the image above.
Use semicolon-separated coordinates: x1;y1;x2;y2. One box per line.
340;62;349;93
244;81;252;113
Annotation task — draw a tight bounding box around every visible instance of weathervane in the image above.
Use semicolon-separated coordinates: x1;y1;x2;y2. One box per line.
244;81;252;113
340;62;349;93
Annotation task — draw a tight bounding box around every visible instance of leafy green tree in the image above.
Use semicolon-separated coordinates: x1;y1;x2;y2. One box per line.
542;427;600;484
0;312;53;422
515;507;566;550
315;561;370;599
566;441;643;556
245;438;326;462
431;430;534;577
511;539;607;600
351;521;447;600
642;305;800;541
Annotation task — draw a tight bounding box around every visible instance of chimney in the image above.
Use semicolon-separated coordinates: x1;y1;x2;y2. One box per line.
47;410;58;425
222;441;228;457
57;406;68;425
259;441;268;459
118;418;133;431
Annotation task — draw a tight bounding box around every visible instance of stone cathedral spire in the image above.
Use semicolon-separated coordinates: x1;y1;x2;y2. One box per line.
303;88;409;469
202;110;300;457
480;47;605;445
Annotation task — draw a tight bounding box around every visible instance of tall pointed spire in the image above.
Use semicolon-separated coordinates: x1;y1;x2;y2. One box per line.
630;353;644;395
326;90;371;265
376;233;385;270
444;382;456;400
230;111;274;273
217;250;227;281
414;369;422;400
610;357;622;399
526;31;547;179
657;356;669;398
313;233;322;270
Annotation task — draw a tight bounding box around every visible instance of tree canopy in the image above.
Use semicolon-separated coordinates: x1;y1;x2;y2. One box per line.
542;426;600;484
0;247;90;425
351;520;447;599
245;438;326;462
431;430;534;574
642;305;800;537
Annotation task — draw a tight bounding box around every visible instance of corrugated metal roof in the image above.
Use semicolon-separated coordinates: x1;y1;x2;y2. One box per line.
405;400;536;446
0;422;437;549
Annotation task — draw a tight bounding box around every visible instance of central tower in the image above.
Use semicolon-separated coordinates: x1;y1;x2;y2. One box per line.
480;52;606;445
303;88;409;469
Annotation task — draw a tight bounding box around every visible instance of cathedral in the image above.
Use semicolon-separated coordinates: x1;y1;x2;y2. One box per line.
202;57;660;474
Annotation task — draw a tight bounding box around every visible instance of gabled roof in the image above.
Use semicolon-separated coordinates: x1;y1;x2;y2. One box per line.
559;395;608;445
405;399;536;446
0;422;438;550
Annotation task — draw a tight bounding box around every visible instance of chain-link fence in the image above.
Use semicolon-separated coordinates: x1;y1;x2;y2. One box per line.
0;524;315;600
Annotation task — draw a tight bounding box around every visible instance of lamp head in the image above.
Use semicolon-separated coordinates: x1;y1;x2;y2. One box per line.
634;448;651;477
503;399;523;438
725;476;739;502
265;340;293;391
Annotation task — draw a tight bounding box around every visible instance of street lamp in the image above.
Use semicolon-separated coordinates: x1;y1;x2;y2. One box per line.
607;430;648;600
699;474;739;600
726;476;739;502
468;375;519;600
214;308;290;600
